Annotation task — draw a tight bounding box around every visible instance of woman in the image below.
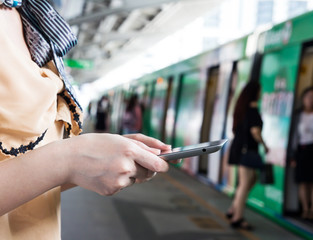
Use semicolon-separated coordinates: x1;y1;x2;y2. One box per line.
122;94;142;134
226;81;269;230
290;87;313;220
0;1;170;239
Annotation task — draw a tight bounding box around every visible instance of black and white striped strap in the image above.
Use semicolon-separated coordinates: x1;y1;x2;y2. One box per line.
18;0;77;62
2;0;82;111
1;0;22;8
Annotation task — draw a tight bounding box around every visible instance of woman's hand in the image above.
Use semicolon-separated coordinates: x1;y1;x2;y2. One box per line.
0;133;169;215
123;134;180;164
64;133;169;196
264;144;269;154
290;159;297;168
123;133;171;154
251;127;269;154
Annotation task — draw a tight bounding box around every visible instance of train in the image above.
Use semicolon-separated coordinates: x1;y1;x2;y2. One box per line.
101;10;313;239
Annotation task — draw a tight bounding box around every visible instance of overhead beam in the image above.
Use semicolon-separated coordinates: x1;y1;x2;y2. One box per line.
74;30;172;50
68;0;193;25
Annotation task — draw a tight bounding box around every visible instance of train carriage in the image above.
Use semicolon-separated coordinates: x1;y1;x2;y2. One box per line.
105;10;313;239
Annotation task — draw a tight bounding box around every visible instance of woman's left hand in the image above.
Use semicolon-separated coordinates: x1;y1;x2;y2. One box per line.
123;134;171;153
123;134;173;182
264;145;269;154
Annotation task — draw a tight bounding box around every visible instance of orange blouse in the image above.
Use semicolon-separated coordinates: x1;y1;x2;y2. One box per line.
0;8;82;240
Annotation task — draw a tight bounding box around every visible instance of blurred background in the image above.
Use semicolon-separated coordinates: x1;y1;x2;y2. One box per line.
54;0;313;109
53;1;313;239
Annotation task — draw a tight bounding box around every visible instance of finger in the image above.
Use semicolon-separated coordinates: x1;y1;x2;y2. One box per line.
132;163;156;183
130;144;169;173
121;177;136;190
124;134;171;151
129;177;136;186
128;139;161;155
161;149;172;154
136;172;157;183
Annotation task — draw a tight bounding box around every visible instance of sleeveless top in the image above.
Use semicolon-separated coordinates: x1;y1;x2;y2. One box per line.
0;8;82;240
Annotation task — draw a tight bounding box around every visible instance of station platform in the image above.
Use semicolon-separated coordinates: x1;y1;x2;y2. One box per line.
61;167;303;240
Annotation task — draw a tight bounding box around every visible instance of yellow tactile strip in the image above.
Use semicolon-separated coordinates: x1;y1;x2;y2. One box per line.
160;173;260;240
189;216;224;229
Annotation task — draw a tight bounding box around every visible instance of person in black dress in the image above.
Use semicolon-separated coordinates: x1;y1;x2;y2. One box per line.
290;87;313;220
226;81;269;230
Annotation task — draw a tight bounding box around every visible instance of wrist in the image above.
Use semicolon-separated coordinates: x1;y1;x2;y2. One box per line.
59;135;89;184
47;139;73;186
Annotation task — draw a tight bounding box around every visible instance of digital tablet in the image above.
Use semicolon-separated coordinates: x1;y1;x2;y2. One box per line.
159;139;227;161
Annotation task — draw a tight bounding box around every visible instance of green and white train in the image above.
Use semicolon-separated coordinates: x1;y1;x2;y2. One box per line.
104;11;313;239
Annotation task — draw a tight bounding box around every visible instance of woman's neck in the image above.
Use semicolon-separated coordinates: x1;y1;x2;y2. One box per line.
303;108;313;114
250;101;258;108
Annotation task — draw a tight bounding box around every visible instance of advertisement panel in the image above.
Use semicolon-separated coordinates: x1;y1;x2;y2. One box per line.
249;45;301;214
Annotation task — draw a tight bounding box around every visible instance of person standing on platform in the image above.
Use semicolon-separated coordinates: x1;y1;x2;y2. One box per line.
226;81;269;230
122;94;142;134
0;2;171;240
290;87;313;220
95;95;110;132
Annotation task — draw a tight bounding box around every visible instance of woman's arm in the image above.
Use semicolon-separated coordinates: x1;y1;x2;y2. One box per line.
0;140;67;215
250;127;269;153
0;133;170;216
60;133;171;192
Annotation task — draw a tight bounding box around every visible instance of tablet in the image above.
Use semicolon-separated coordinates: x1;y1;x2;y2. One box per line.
159;139;228;161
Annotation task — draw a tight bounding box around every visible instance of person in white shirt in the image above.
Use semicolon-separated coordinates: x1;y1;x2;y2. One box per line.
291;86;313;220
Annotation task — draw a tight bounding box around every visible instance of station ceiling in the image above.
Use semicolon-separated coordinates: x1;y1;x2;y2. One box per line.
60;0;224;85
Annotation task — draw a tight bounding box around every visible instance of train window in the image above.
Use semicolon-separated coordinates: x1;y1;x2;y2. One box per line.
294;46;313;108
142;82;155;136
149;78;169;140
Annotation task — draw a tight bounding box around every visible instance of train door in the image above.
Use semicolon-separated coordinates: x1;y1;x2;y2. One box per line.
285;44;313;223
207;63;233;183
198;66;219;175
165;76;180;146
173;69;207;175
109;89;124;134
220;59;252;193
161;76;174;142
254;44;301;217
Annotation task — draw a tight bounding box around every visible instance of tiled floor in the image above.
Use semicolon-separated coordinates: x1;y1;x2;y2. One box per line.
61;167;304;240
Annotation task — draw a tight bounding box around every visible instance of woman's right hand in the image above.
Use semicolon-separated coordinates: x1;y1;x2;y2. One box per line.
264;144;269;154
290;159;297;168
61;133;169;196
